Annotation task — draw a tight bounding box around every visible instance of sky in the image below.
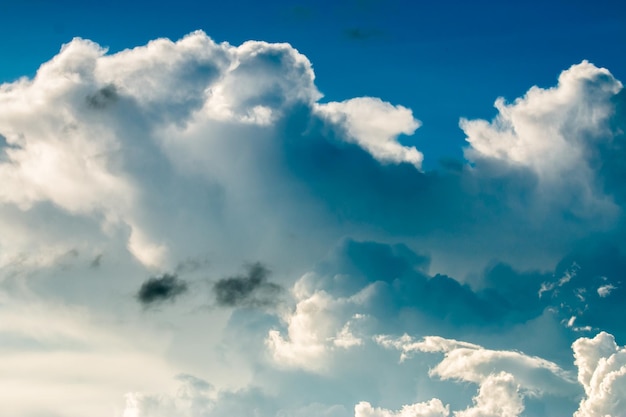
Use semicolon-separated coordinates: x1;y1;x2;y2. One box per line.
0;1;626;416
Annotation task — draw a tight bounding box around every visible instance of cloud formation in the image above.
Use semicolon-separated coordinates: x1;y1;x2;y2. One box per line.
136;273;188;306
377;334;575;395
213;262;282;307
354;399;449;417
462;61;623;222
1;30;625;417
573;332;626;417
0;30;424;274
377;333;579;417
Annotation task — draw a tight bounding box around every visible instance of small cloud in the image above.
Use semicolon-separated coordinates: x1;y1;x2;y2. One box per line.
136;273;188;306
213;262;282;308
597;284;617;297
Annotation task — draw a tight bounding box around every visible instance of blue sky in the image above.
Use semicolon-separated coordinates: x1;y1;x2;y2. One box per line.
2;0;625;166
1;1;626;417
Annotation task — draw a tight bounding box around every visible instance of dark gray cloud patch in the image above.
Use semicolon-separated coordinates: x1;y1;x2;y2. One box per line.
137;273;188;306
86;84;118;109
213;263;282;307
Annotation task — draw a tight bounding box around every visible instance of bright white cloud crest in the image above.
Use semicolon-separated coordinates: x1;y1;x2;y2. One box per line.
573;332;626;417
316;98;423;168
461;61;623;219
354;399;449;417
462;61;622;177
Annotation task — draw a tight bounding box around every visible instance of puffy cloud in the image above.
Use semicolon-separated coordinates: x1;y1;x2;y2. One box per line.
461;60;623;217
2;30;626;417
454;372;523;417
266;239;555;372
266;288;364;372
462;61;622;176
315;97;423;168
354;399;449;417
0;30;423;272
376;334;575;398
573;332;626;417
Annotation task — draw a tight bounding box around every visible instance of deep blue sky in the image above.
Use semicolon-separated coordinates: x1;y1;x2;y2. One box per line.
1;0;624;166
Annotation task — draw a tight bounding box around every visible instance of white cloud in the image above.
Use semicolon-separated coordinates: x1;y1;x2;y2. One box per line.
573;332;626;417
454;372;523;417
2;30;626;417
377;334;576;417
266;286;365;372
355;399;450;417
596;284;617;298
462;61;622;178
0;31;423;271
315;97;423;168
539;262;580;298
461;60;623;218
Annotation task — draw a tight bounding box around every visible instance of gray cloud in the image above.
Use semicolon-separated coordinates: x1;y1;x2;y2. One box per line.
89;253;103;268
136;273;188;306
213;262;282;308
86;84;119;109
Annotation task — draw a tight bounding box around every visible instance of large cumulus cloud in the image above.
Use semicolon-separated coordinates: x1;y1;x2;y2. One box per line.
572;332;626;417
1;30;626;417
0;30;423;274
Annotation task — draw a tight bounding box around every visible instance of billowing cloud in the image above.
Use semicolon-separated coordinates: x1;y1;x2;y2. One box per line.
266;238;557;372
354;399;449;417
266;286;364;372
213;262;282;307
454;372;523;417
315;97;423;168
376;334;575;397
136;273;188;306
0;30;424;273
1;30;626;417
376;333;583;417
573;332;626;417
461;60;623;218
462;61;622;176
